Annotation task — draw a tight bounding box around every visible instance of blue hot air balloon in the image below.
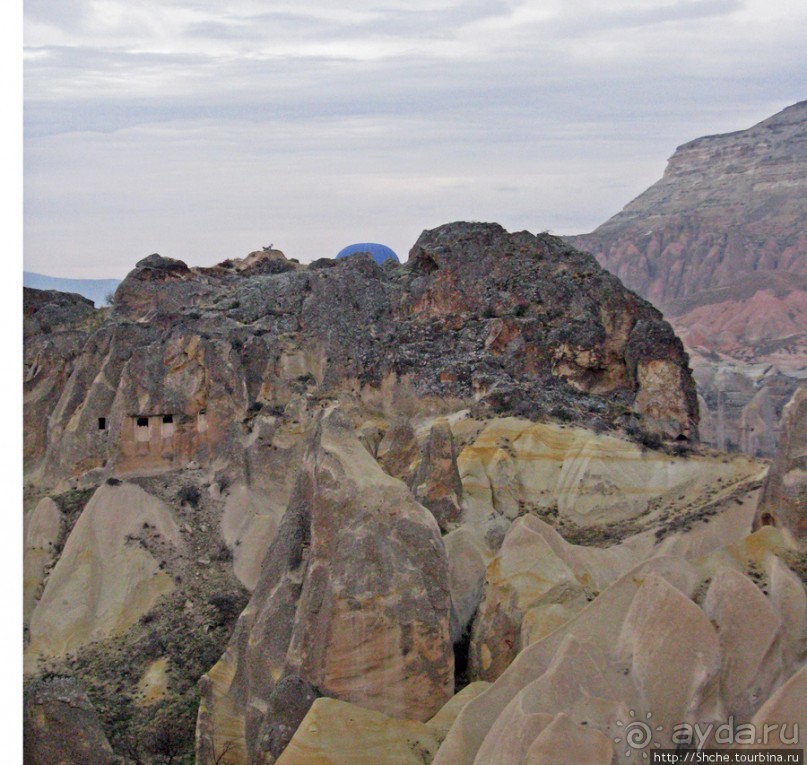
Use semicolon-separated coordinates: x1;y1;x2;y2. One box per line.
335;242;400;265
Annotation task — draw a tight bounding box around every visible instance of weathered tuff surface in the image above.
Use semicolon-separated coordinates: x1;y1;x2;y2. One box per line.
26;482;182;669
458;413;769;685
24;288;101;468
569;102;807;309
28;222;801;765
569;102;807;456
196;410;453;764
23;415;772;765
24;222;698;491
24;677;118;765
274;682;490;765
693;361;801;456
434;528;807;765
755;386;807;544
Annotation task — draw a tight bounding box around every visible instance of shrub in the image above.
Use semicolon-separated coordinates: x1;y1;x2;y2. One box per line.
176;484;201;508
669;442;690;458
208;593;242;627
551;404;575;422
636;429;663;450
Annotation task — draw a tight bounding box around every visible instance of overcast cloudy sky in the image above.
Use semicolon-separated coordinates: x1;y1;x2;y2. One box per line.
23;0;806;277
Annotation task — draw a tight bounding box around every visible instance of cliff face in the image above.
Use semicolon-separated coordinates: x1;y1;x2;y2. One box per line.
754;386;807;545
570;101;807;309
568;102;807;456
24;222;698;491
25;222;805;765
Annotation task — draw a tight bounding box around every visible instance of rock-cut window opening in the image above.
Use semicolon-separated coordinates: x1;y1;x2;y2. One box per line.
162;414;175;438
98;417;107;431
135;416;150;442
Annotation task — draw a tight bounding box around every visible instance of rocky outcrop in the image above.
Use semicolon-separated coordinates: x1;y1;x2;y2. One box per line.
569;102;807;456
754;386;807;544
742;665;807;750
377;419;420;482
668;272;807;366
410;420;464;533
23;497;62;623
457;417;761;531
403;225;697;438
24;677;118;765
26;482;182;669
24;288;99;471
466;447;767;684
196;410;453;764
433;527;807;765
220;485;287;591
24;222;699;492
274;683;490;765
569;102;807;309
275;697;443;765
23;405;780;764
693;362;800;456
31;223;789;765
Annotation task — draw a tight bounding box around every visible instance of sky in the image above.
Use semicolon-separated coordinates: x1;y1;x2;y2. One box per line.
23;0;807;278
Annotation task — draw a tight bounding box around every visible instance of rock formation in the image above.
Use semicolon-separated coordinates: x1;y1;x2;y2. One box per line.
434;528;806;765
196;410;453;764
22;221;804;765
273;682;490;765
569;101;807;456
754;385;807;544
24;677;118;765
26;482;182;668
24;222;698;493
24;288;99;468
570;102;807;308
410;420;464;533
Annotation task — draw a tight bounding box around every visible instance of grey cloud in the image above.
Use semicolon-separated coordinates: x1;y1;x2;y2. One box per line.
184;1;517;44
181;7;342;41
24;0;87;31
184;21;250;40
349;0;516;37
24;34;805;144
540;0;743;38
23;0;807;277
239;10;348;34
25;44;209;72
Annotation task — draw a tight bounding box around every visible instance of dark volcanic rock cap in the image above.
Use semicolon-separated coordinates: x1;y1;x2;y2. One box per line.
24;222;698;485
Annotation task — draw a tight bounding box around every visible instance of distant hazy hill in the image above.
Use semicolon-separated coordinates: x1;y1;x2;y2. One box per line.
567;101;807;457
23;272;122;307
568;101;807;310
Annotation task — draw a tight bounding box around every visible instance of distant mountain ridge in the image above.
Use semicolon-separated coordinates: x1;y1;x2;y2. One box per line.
23;271;121;307
567;101;807;456
568;100;807;310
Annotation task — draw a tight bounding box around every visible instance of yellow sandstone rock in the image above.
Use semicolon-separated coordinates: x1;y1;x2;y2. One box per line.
26;482;182;670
